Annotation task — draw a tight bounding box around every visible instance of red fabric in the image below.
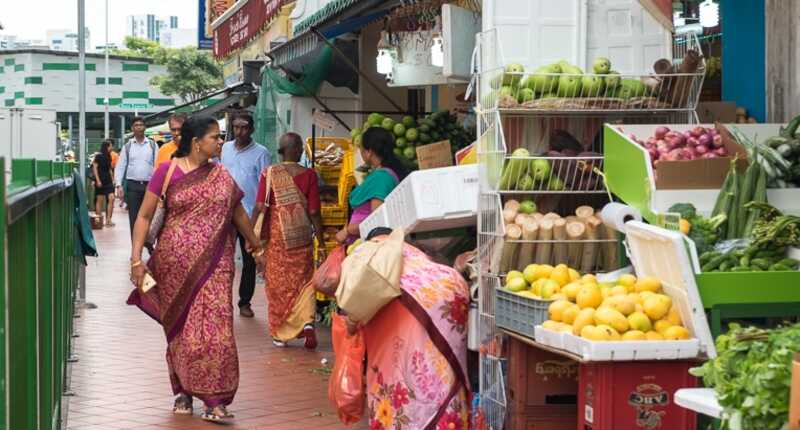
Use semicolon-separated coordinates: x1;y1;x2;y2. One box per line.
255;167;320;213
148;161;186;195
329;314;366;425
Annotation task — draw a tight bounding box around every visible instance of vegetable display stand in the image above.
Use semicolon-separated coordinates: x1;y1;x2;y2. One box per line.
579;360;698;430
506;337;578;430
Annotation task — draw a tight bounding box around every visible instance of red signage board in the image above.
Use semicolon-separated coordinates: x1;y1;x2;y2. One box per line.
213;0;285;58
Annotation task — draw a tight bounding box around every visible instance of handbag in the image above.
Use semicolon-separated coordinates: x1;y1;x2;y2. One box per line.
145;160;178;247
335;228;404;323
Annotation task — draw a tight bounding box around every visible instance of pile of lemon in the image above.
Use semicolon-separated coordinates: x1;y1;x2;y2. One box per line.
533;273;692;342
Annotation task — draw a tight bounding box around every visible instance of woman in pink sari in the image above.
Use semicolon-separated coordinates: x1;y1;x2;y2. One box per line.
128;116;265;423
344;228;471;429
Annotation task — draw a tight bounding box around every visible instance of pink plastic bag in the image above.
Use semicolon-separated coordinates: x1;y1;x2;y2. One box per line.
328;313;366;425
313;245;346;297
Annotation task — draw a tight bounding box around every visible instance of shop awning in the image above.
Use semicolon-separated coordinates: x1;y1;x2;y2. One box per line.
143;82;257;126
269;0;394;67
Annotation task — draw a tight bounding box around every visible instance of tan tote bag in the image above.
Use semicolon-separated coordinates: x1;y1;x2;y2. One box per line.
335;229;405;323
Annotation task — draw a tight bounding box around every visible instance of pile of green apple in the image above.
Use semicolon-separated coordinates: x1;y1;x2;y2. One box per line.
350;111;475;170
483;57;650;107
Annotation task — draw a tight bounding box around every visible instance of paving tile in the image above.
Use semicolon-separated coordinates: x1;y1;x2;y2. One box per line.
66;217;368;430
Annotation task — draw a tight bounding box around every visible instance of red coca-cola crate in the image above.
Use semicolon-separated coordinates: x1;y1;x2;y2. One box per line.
507;338;578;430
578;360;698;430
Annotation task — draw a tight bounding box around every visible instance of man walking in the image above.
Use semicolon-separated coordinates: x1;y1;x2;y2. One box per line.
115;116;158;237
221;111;271;318
155;114;187;167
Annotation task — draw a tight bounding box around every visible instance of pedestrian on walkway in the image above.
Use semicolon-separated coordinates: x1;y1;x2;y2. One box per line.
340;228;471;429
252;132;323;349
221;111;271;318
155;114;187;167
127;115;265;423
92;139;116;226
114;116;158;236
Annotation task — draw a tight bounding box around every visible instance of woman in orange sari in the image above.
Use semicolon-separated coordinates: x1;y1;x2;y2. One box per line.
128;116;265;423
252;132;324;348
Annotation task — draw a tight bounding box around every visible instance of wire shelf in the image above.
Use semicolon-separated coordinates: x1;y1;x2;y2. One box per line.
496;155;605;194
475;30;706;115
477;355;507;430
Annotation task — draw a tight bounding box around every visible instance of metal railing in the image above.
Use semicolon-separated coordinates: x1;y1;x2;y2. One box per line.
2;158;81;430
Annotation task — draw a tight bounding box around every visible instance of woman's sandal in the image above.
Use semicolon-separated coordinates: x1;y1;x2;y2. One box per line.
172;394;193;415
201;405;234;423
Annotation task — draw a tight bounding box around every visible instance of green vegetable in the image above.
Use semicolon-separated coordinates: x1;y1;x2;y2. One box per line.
719;260;733;271
700;251;721;265
668;203;697;221
768;263;793;271
743;160;768;237
690;323;800;430
777;258;799;268
702;254;728;272
737;160;760;237
499;148;531;190
751;258;770;270
726;171;742;239
712;165;736;219
731;266;751;272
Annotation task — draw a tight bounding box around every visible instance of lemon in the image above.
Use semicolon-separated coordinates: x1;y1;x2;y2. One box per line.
654;319;673;334
576;284;603;309
548;300;573;322
581;274;598;284
550;265;571;287
663;325;690;340
561;304;581;325
562;282;582;301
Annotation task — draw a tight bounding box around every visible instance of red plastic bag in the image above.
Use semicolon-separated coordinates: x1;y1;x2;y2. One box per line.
313;245;346;297
328;313;366;425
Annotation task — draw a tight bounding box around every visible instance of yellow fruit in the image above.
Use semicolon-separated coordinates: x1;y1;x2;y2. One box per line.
594;307;629;333
610;285;628;296
548;300;573;322
550;293;567;301
646;331;665;341
568;268;581;282
531;279;545;296
542;320;563;331
596;324;621;340
576;284;603;309
635;304;644;313
523;264;539;284
635;276;662;293
622;330;647;341
517;290;540;300
581;274;598;284
572;308;596;335
540;279;561;299
562;282;581;301
679;218;691;235
580;325;601;340
639;291;656;302
667;306;682;326
643;294;672;321
663;325;690;340
600;286;613;299
561;304;581;325
506;270;525;285
628;312;653;332
627;292;642;304
534;264;554;280
618;274;637;290
506;276;528;292
550;265;570;287
654;319;673;334
606;296;636;316
556;323;574;334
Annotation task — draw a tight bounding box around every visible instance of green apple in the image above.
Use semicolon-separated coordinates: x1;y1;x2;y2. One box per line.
393;123;407;138
350;127;361;139
519;200;537;214
382;117;395;131
604;71;621;89
530;159;552;182
557;75;582;97
405;128;419;142
502;63;525;87
522;264;538;284
402;116;415;128
403;146;416;160
592;57;612;74
368;113;384;126
518;87;536;103
581;75;606;97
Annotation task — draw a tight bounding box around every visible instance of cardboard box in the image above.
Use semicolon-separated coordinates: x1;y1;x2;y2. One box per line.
416;140;453;170
697;102;738;123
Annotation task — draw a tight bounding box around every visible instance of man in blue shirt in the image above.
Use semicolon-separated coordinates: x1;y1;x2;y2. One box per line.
221;112;271;318
114;116;158;238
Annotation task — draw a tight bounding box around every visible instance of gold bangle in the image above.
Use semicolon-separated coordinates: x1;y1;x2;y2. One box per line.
131;260;143;268
252;249;265;258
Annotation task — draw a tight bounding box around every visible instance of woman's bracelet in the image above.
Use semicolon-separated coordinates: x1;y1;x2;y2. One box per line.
251;248;265;258
131;260;143;268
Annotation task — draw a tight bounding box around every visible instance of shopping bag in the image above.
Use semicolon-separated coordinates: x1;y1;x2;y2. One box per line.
328;313;366;425
335;228;404;323
312;245;346;297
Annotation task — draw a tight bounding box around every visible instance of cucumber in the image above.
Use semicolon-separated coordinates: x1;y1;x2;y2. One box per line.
777;258;800;268
740;256;750;267
702;254;728;272
700;251;721;265
719;260;733;271
769;263;793;271
726;172;742;239
751;258;771;270
731;266;751;272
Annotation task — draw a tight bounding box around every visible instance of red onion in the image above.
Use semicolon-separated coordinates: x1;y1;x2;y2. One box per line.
681;148;695;159
691;126;706;138
712;134;724;148
695;145;710;155
702;153;718;159
654;126;670;139
665;148;684;161
715;147;728;157
698;134;712;147
647;137;657;146
687;137;700;147
682;131;693;141
709;128;719;136
648;148;658;160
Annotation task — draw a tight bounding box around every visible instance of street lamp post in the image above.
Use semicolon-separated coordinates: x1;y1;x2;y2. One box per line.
104;0;110;139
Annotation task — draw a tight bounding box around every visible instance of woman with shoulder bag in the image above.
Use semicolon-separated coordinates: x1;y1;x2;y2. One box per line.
126;115;265;423
251;132;324;349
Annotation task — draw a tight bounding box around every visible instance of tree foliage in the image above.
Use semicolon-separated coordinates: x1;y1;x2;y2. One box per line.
111;37;223;103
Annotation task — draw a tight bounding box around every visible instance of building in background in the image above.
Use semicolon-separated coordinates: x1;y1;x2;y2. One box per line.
46;29;91;52
160;28;196;48
1;35;48;50
126;14;178;42
0;49;183;143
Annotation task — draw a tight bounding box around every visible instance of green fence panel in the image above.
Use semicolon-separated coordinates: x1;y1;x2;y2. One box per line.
3;158;80;430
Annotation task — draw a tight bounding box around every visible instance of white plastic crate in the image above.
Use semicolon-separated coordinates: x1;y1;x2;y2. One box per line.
533;221;716;361
358;164;479;238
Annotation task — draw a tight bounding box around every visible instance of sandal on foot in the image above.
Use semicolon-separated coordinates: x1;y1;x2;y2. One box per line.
173;394;193;415
272;338;287;348
201;405;234;423
303;325;317;350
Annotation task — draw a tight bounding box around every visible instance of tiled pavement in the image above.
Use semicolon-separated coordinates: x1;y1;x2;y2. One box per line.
67;214;367;429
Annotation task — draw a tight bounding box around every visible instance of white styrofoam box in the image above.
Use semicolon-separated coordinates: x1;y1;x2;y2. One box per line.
674;388;723;419
358;205;389;239
359;164;479;238
533;221;716;361
534;325;567;350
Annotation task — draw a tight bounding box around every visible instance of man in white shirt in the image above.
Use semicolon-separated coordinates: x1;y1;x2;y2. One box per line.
221;112;271;318
114;116;158;237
